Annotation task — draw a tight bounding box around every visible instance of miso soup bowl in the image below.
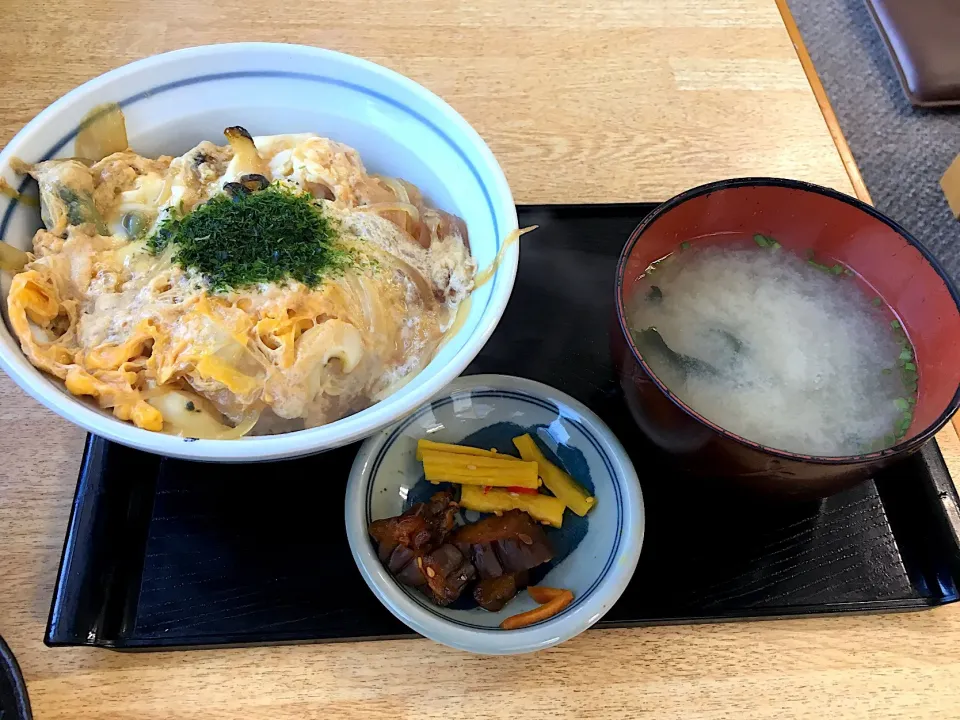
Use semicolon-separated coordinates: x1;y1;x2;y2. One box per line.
614;178;960;498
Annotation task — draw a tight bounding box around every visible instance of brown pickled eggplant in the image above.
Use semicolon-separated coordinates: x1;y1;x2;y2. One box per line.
368;491;470;600
471;540;505;579
496;533;553;574
474;571;530;612
371;499;556;612
453;510;553;611
368;491;458;554
382;546;425;587
421;544;477;606
453;510;554;575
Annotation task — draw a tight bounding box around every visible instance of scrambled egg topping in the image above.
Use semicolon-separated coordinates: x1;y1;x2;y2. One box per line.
7;130;475;436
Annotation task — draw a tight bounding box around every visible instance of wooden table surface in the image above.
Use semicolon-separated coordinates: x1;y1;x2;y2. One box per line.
3;1;959;718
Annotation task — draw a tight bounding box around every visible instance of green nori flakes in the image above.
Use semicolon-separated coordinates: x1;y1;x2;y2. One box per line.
147;183;352;291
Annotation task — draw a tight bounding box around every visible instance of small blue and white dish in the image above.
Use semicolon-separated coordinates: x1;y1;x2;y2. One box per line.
345;374;645;654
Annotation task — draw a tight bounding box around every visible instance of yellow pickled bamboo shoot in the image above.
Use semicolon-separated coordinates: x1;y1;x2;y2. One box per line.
512;434;596;516
460;484;565;528
415;439;518;462
421;450;539;488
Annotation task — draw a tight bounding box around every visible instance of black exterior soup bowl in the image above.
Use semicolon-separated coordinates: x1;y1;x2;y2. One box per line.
613;178;960;499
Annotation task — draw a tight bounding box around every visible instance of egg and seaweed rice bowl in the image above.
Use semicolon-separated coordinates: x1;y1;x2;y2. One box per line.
5;112;478;439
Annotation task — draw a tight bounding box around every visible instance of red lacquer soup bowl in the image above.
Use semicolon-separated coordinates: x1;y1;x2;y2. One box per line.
613;178;960;498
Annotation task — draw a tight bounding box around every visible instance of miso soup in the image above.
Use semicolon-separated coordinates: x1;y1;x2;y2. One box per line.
626;239;917;455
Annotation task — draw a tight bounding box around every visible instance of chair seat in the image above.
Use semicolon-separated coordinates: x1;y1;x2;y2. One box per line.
865;0;960;106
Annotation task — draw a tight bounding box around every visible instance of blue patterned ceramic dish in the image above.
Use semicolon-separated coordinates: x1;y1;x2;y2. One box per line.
345;374;645;654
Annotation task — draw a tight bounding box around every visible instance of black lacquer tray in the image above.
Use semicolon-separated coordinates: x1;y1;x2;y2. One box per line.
46;204;960;650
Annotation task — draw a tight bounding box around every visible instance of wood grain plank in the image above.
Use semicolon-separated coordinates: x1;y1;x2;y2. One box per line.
774;0;872;203
4;2;956;719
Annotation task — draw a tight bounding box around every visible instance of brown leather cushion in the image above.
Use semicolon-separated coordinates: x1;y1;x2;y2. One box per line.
864;0;960;106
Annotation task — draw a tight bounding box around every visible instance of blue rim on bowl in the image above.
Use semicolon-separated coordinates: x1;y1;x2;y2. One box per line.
344;374;645;654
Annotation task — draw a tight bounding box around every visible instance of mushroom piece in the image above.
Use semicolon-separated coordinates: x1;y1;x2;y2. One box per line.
223;125;268;178
223;173;270;199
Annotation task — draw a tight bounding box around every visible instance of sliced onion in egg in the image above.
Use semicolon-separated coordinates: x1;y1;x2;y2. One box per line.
146;388;259;440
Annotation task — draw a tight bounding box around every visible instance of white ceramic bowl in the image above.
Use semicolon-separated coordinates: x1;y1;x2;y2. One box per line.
0;43;518;461
345;375;645;654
